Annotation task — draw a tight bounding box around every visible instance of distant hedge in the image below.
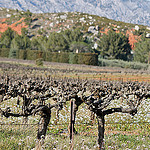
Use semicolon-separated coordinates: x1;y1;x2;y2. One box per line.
1;48;149;69
26;50;40;60
0;48;10;57
0;48;98;66
69;53;78;64
69;53;98;65
83;53;98;65
18;49;27;60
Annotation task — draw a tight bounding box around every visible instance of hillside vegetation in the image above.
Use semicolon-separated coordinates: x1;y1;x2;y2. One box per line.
0;8;150;66
1;8;149;40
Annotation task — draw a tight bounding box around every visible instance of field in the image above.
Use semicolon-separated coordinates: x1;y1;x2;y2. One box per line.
0;58;150;150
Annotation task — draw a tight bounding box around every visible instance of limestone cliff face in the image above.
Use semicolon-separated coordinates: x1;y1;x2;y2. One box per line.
1;0;150;26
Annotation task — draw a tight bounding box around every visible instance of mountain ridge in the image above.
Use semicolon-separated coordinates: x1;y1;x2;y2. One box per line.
0;0;150;26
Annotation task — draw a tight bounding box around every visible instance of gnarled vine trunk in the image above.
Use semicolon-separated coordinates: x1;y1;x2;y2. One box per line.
37;107;51;140
97;115;105;150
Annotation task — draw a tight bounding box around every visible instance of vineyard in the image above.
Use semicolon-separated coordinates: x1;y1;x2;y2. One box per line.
0;58;150;150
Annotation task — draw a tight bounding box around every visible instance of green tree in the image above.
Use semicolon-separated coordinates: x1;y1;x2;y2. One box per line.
134;39;150;63
1;27;16;40
38;36;48;52
97;30;131;61
21;28;28;36
9;47;18;58
70;41;92;53
25;9;32;17
0;36;12;48
47;32;69;52
63;28;84;44
0;28;16;48
23;36;31;49
24;10;32;25
10;34;30;50
30;37;42;50
11;38;19;49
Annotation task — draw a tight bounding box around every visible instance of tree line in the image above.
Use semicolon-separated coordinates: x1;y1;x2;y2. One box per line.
0;27;149;63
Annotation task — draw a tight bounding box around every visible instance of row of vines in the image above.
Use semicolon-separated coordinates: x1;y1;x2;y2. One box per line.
0;61;150;149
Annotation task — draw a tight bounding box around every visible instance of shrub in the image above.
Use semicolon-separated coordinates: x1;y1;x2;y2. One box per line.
98;56;149;70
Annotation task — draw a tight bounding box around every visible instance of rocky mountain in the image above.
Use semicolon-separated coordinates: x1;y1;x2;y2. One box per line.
0;0;150;26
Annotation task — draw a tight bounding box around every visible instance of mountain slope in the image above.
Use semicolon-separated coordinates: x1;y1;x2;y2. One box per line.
1;7;149;51
0;0;150;26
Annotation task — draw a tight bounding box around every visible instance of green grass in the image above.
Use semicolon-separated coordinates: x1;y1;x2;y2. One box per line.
0;125;149;150
105;134;150;150
0;100;149;149
0;126;37;150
